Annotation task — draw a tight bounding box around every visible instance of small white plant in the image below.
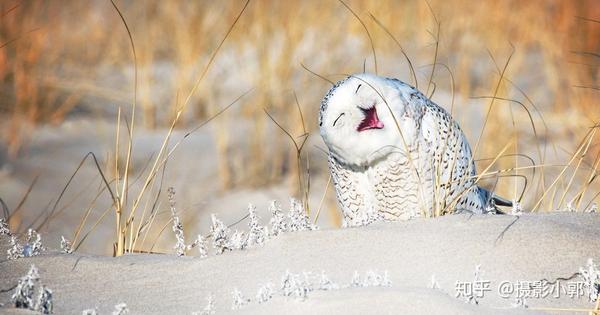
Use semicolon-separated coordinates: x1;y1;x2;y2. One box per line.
60;236;73;254
112;303;129;315
168;187;187;256
350;270;361;287
564;201;576;212
580;258;600;302
350;270;392;287
228;230;248;250
256;283;275;304
192;294;215;315
430;274;441;290
280;270;310;300
82;308;98;315
11;265;39;309
247;204;268;247
35;285;53;314
194;234;208;258
381;271;392;287
210;214;231;255
288;198;316;232
231;288;250;310
7;235;24;260
0;218;11;236
26;229;45;257
268;200;288;236
511;200;523;216
7;230;45;260
589;203;598;213
317;271;338;291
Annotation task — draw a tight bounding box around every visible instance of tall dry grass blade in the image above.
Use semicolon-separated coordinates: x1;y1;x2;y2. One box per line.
573;148;600;209
575;16;600;24
532;127;598;212
314;173;332;225
338;0;378;74
8;175;38;221
369;13;418;89
46;152;118;230
424;1;440;97
110;0;137;256
0;198;8;220
300;62;334;85
180;0;251;110
263;106;310;213
71;181;114;248
1;3;20;17
472;46;515;158
428;63;455;114
556;129;597;210
0;27;41;50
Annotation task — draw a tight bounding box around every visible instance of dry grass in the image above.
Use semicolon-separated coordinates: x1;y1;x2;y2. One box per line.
0;0;599;252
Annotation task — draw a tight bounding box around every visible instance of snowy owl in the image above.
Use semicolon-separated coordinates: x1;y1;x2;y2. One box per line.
319;73;511;226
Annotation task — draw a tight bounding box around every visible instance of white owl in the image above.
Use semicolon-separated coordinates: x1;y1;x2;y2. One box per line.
319;73;510;227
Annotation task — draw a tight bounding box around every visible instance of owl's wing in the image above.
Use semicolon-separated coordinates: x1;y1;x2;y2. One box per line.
328;155;374;227
419;101;487;213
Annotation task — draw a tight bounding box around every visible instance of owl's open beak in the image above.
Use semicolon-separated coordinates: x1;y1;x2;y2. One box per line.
357;106;384;132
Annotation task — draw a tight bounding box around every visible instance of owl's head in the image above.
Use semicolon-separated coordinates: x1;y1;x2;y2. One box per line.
319;73;417;168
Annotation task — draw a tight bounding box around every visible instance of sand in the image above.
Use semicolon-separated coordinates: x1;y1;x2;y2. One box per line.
0;212;599;314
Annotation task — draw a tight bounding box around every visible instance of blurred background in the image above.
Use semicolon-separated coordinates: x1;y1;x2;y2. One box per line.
0;0;599;255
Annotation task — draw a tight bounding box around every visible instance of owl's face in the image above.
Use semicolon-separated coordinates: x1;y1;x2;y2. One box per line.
319;73;411;167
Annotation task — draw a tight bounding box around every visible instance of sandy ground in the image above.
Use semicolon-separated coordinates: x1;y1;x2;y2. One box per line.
0;212;598;314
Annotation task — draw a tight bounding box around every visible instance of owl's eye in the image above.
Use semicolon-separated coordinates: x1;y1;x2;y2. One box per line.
333;113;345;127
355;84;362;94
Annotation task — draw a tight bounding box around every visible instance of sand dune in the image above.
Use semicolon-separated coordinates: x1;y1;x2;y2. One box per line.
0;213;599;314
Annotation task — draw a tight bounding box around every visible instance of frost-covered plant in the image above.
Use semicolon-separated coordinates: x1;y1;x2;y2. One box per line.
23;229;45;257
228;230;248;250
511;200;523;216
317;271;338;291
580;258;600;302
7;229;44;260
231;288;250;310
7;236;24;260
11;265;39;309
268;201;288;236
60;236;73;254
35;285;53;314
288;198;316;232
281;270;294;296
589;203;598;213
194;234;208;258
112;303;129;315
564;201;576;212
0;218;11;236
281;270;310;300
210;214;231;254
430;274;441;290
192;294;215;315
350;270;361;288
82;308;98;315
168;187;187;257
247;204;268;247
256;283;274;304
363;270;392;287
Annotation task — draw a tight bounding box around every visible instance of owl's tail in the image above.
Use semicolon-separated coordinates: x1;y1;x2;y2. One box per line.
479;187;513;210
